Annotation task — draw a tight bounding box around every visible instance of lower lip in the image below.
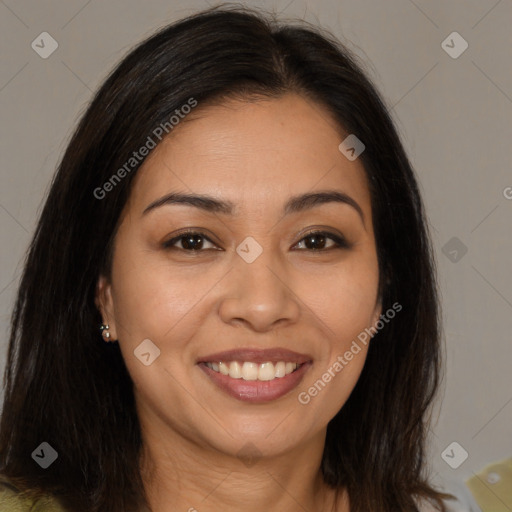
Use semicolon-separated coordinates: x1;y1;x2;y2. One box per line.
198;362;312;403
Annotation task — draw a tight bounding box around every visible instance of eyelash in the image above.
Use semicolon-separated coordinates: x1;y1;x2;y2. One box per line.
162;229;350;253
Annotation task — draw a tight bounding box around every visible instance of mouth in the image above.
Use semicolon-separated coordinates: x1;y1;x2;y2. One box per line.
197;348;313;403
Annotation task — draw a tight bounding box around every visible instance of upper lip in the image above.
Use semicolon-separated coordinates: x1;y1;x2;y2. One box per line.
197;348;313;365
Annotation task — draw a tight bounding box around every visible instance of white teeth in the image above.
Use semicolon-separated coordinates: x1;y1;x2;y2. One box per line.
218;362;230;375
274;361;286;378
228;361;242;379
258;362;275;381
241;362;258;380
204;361;301;381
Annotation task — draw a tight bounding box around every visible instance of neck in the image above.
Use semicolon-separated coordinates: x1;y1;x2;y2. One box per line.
138;415;347;512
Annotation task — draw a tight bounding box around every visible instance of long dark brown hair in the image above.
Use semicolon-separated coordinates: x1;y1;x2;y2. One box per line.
0;5;450;511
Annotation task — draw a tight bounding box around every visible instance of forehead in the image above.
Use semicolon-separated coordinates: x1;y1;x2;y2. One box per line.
128;93;372;217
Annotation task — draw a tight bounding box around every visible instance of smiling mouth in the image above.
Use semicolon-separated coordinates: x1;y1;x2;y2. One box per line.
196;347;313;402
198;360;312;403
203;360;303;381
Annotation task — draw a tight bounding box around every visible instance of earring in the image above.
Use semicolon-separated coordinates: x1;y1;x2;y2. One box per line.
100;324;111;341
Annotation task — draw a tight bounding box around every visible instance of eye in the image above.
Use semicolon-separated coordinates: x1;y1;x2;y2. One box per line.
293;230;349;251
162;229;350;253
162;230;218;251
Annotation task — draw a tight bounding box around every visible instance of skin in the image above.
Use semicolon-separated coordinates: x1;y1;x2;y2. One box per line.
96;93;382;512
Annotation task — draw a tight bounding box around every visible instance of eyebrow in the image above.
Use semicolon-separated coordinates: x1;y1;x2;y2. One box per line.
142;189;365;225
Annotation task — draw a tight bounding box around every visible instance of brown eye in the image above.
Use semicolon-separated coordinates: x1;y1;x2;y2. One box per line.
163;231;217;251
162;229;349;253
294;231;349;251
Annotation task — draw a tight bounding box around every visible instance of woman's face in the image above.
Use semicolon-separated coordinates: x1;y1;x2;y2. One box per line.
97;93;381;460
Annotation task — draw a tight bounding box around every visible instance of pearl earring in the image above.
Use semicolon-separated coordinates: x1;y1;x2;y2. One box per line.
100;324;111;341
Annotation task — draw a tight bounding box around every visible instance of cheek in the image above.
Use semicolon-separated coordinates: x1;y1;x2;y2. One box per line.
298;255;380;349
110;249;205;347
294;251;378;413
109;256;204;405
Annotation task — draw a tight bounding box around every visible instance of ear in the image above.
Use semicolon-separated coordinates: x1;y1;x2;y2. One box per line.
95;274;118;340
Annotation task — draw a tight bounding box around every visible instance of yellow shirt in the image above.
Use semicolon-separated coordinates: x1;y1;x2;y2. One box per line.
0;480;66;511
466;457;512;512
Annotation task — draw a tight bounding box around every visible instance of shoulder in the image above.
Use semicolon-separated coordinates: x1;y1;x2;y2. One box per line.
0;478;66;511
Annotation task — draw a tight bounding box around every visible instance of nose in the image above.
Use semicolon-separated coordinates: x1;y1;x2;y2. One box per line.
218;246;301;332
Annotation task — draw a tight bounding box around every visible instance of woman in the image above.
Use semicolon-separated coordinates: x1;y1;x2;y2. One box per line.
0;5;455;511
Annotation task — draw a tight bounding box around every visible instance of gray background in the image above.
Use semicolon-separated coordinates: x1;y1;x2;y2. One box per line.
1;0;511;493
